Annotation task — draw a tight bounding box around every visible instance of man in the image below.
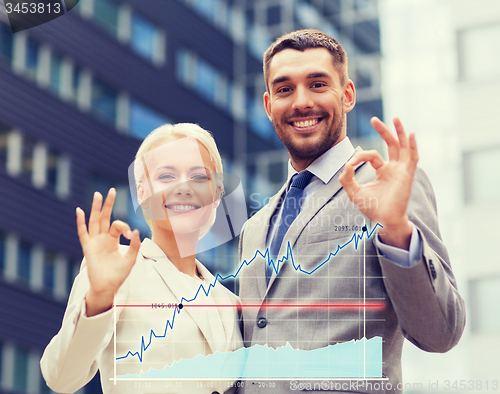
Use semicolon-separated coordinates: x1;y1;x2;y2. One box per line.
238;29;465;393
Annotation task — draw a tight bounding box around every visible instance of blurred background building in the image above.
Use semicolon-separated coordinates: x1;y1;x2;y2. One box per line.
380;0;500;392
0;1;383;392
4;0;497;393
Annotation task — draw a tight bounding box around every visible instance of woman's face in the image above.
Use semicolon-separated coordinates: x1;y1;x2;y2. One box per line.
137;137;219;236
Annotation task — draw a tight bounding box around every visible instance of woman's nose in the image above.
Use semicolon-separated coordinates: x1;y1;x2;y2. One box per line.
172;180;193;196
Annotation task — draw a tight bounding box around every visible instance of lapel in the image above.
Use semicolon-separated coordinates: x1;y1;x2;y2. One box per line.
265;149;366;291
195;262;237;351
244;183;287;301
140;239;221;353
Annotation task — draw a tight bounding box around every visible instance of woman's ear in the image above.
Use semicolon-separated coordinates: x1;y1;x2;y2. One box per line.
137;183;145;205
213;186;222;208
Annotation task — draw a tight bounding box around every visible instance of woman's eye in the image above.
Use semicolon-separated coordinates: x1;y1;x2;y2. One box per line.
159;174;175;180
192;174;209;181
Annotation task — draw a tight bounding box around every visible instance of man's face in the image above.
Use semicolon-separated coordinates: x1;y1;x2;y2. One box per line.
264;48;355;169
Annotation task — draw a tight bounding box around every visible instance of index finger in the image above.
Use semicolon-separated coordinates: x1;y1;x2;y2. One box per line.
76;207;90;249
370;117;399;161
100;188;116;233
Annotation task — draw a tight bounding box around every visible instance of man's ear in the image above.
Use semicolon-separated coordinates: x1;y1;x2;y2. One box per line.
343;79;356;114
264;91;272;121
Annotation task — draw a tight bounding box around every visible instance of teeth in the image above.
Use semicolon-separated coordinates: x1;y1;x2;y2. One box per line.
293;119;319;128
166;205;199;211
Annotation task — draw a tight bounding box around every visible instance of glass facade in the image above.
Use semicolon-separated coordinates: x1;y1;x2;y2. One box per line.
93;0;120;36
17;241;31;284
0;22;13;64
91;78;118;125
130;12;157;61
13;347;29;392
129;100;171;140
176;48;232;112
460;23;500;79
469;277;500;332
0;232;5;275
43;251;57;292
24;38;40;79
48;52;64;95
464;147;500;204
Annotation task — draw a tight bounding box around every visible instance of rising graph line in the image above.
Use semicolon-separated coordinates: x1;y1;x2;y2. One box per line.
116;223;383;362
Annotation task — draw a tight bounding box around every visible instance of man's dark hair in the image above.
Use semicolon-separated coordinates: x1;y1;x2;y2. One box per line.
263;29;348;92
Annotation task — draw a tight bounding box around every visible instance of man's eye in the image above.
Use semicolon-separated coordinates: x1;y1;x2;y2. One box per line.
311;82;326;88
277;87;292;93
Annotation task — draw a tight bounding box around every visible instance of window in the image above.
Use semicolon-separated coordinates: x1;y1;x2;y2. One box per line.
46;147;71;198
464;148;500;205
17;240;31;284
129;100;171;139
13;347;29;392
130;12;163;63
0;21;14;64
196;59;218;103
176;48;232;111
67;260;80;296
67;63;86;106
24;37;40;79
21;135;36;184
469;277;500;333
349;99;382;138
49;52;64;95
266;5;281;25
93;0;120;36
179;0;231;35
0;126;9;171
459;23;500;80
248;95;274;140
43;251;56;292
0;232;5;275
91;78;118;125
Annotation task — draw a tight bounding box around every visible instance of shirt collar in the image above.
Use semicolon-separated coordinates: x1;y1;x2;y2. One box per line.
286;137;355;186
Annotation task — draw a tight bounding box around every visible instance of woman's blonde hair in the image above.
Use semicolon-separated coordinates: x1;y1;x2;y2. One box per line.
134;123;223;237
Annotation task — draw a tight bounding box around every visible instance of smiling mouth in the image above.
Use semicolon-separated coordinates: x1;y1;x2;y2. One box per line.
290;118;321;129
165;204;201;212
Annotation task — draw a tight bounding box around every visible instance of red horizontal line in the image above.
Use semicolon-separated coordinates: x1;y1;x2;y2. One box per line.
114;304;384;309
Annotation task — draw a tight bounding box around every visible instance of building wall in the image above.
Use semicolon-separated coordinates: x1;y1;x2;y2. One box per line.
380;0;500;391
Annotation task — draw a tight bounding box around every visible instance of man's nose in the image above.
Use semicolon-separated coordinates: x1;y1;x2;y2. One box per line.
292;85;314;111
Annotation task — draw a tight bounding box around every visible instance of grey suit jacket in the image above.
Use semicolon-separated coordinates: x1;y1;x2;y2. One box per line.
238;160;465;394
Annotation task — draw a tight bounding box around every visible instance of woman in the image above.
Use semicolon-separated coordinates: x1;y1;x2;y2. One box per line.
40;124;243;394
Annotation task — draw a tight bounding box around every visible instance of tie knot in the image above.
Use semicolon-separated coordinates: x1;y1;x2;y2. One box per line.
290;171;313;190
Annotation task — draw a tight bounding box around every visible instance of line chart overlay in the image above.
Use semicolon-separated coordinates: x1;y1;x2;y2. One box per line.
112;223;383;381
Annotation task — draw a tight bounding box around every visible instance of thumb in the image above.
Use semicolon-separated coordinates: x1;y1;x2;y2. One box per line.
124;230;141;267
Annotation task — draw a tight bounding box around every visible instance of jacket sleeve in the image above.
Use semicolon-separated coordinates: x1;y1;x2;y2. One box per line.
377;167;466;353
40;262;117;393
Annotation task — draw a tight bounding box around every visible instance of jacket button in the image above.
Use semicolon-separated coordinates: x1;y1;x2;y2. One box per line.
257;317;267;328
429;260;437;279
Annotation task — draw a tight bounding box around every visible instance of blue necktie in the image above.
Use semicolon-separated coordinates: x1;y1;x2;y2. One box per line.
267;171;314;284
